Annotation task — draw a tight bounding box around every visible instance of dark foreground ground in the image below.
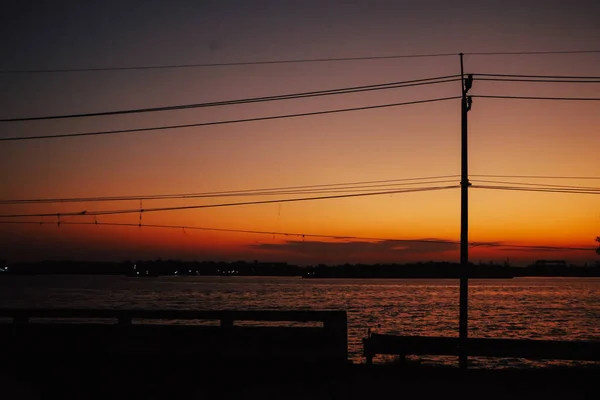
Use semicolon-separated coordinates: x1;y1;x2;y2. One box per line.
1;357;598;400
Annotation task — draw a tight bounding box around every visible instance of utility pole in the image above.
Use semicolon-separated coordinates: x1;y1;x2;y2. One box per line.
459;53;472;370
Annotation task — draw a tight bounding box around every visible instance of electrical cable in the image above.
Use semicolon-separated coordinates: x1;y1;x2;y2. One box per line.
0;220;593;252
0;96;461;142
0;176;460;205
1;76;460;122
0;185;460;219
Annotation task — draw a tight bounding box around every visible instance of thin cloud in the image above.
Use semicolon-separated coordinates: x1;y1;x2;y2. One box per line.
249;239;459;258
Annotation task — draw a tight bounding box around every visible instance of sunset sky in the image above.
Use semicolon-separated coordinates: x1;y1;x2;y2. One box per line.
1;0;599;266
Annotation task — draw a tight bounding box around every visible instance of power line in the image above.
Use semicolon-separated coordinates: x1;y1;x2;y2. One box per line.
472;95;600;101
0;175;460;205
474;73;600;79
475;78;600;84
0;220;458;244
470;179;600;191
470;242;595;251
5;176;595;213
15;73;599;124
471;174;600;180
0;185;459;219
472;185;600;195
0;96;461;142
0;220;594;252
0;75;460;122
464;50;600;56
0;182;461;206
2;50;598;74
0;53;461;74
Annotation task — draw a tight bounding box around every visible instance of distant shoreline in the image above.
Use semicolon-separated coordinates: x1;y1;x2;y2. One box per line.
2;272;600;279
2;259;599;278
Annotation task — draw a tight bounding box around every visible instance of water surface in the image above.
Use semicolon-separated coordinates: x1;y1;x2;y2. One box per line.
1;275;598;367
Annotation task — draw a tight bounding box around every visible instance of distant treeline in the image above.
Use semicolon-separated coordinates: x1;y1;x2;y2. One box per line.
1;260;300;277
1;259;599;278
303;261;600;278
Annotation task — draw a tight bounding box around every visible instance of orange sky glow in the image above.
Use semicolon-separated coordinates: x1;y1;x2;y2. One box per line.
1;1;599;266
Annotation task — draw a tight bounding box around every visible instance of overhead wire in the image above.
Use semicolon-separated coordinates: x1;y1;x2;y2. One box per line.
471;174;600;180
0;220;458;244
0;185;460;219
1;73;594;127
0;175;460;205
0;96;461;142
464;50;600;56
2;70;597;141
0;183;461;206
2;49;599;74
470;73;600;101
0;75;461;122
0;53;460;74
472;185;600;195
0;220;594;252
1;53;598;258
474;78;600;83
473;73;600;80
470;179;600;191
472;95;600;101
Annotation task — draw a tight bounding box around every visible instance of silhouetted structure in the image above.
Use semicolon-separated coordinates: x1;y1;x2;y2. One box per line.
363;332;600;365
0;308;348;364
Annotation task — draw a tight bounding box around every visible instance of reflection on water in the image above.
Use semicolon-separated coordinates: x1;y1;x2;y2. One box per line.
1;275;598;367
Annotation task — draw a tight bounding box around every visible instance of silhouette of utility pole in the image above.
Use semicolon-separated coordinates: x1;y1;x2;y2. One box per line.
459;53;473;370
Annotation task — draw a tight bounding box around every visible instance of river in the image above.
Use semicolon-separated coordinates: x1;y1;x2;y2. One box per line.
1;275;598;368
